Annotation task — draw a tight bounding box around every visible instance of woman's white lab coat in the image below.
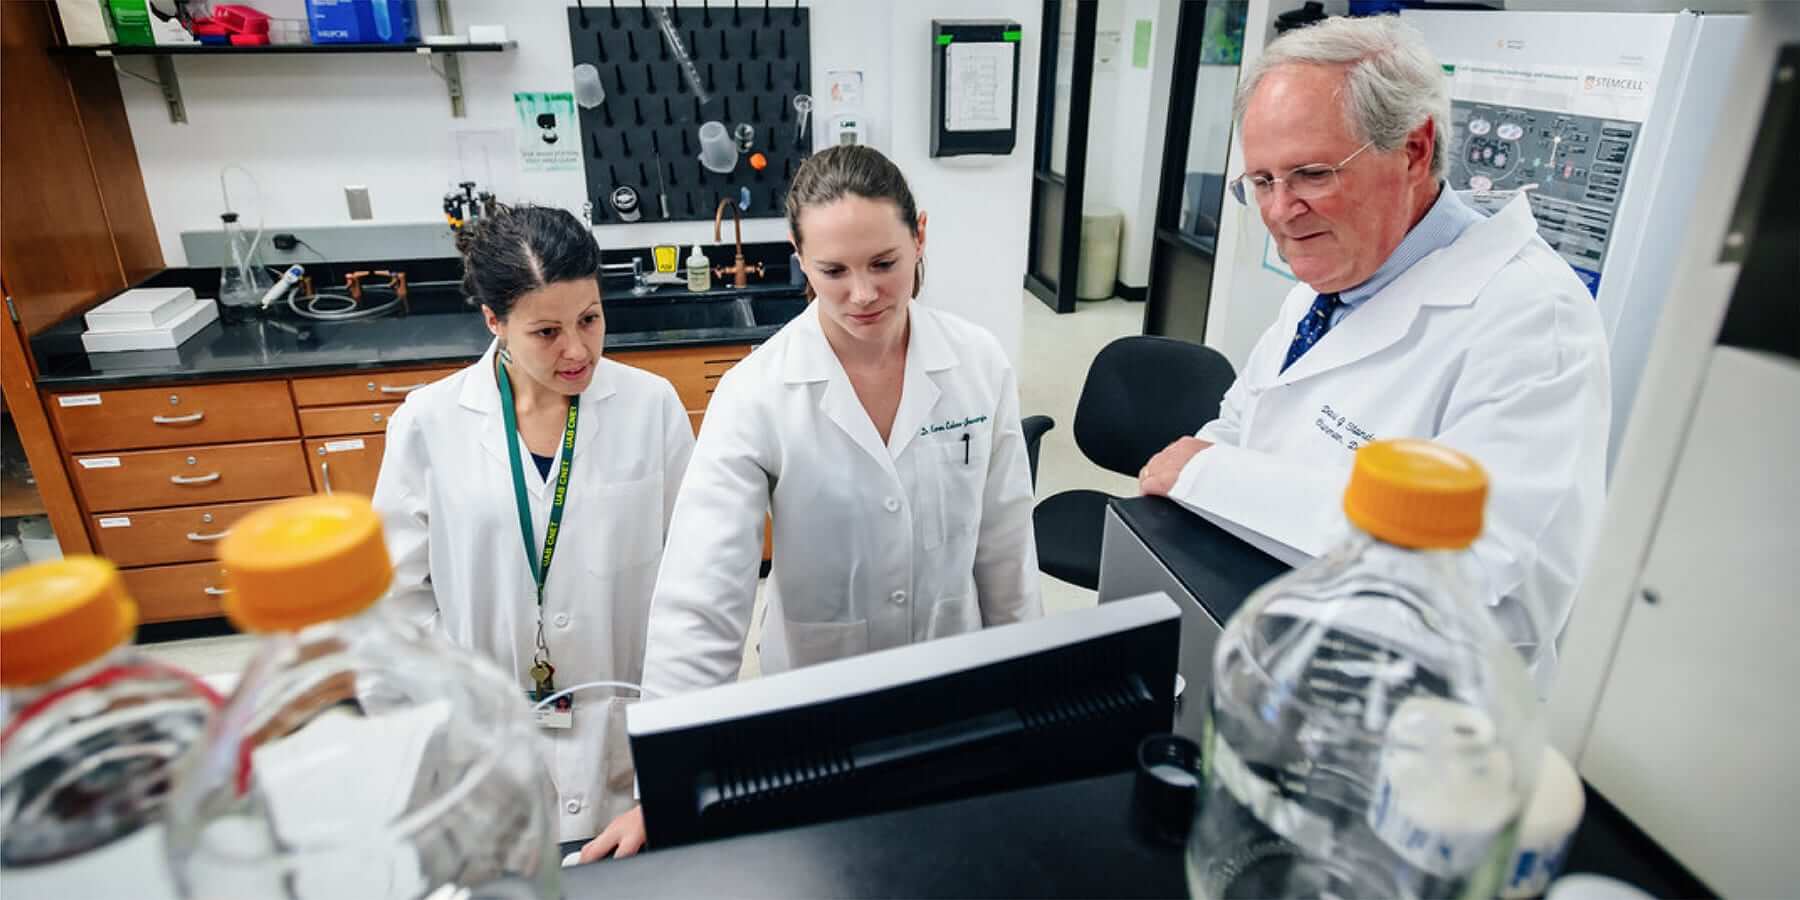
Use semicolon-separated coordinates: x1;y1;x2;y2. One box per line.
372;342;694;841
641;303;1042;701
1170;193;1611;693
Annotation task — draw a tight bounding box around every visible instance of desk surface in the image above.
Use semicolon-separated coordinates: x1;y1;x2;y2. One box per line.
564;772;1185;899
1107;496;1288;625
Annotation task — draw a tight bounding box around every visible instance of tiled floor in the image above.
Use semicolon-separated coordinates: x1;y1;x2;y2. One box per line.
139;293;1145;680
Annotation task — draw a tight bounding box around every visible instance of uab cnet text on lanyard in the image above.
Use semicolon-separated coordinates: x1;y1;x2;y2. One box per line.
496;353;576;702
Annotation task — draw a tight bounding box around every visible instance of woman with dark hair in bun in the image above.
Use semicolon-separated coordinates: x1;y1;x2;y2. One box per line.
372;205;694;850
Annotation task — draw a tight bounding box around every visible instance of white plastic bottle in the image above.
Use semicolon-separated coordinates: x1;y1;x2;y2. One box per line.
163;494;559;900
1188;439;1543;900
686;244;712;292
1;557;219;898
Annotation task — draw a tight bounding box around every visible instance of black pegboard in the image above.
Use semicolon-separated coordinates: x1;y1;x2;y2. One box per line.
568;3;813;225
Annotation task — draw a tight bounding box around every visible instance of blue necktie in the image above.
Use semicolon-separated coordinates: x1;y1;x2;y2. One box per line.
1281;292;1343;374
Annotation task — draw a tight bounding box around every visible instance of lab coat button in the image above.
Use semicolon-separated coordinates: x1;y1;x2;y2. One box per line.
890;590;907;605
883;497;900;513
565;798;582;814
553;612;570;628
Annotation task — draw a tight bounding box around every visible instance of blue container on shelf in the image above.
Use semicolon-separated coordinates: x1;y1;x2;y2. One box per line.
305;0;419;44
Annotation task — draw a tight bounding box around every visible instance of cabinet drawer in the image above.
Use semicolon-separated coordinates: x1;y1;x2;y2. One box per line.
298;402;402;437
72;440;311;512
290;367;460;407
305;436;386;498
613;345;752;411
50;381;298;453
120;561;231;623
90;500;274;568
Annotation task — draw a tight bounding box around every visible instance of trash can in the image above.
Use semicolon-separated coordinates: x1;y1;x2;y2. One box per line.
1078;207;1123;301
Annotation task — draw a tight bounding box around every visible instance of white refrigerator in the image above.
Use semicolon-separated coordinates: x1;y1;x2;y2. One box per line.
1400;9;1748;471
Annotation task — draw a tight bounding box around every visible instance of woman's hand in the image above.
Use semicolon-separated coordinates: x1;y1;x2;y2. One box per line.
578;805;647;862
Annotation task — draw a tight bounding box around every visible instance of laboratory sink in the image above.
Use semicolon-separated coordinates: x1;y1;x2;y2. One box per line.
604;296;806;335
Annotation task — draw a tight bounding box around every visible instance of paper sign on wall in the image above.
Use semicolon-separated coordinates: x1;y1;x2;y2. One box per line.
1132;20;1153;69
513;93;581;173
945;43;1014;132
1095;29;1122;73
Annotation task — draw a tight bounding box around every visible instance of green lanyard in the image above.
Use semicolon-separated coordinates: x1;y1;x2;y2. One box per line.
496;358;578;669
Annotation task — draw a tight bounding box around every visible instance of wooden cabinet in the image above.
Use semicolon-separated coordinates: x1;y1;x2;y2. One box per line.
71;440;311;512
289;367;459;406
50;381;298;453
298;402;402;438
89;500;274;568
304;435;387;497
118;561;232;623
613;345;754;412
34;342;756;622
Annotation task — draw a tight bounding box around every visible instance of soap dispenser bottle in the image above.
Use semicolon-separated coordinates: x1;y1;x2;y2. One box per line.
686;245;712;292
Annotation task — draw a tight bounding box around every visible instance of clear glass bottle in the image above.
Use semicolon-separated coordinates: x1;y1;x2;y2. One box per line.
1;557;219;895
216;211;271;323
163;495;559;900
1188;440;1543;900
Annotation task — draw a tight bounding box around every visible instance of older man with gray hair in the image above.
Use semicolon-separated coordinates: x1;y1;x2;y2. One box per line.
1138;15;1611;692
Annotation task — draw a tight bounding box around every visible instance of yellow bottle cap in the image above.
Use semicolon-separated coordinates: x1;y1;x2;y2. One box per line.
1343;439;1488;550
0;556;137;687
217;494;393;633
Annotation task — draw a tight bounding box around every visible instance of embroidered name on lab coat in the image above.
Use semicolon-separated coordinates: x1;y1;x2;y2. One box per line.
1316;404;1378;451
918;415;989;437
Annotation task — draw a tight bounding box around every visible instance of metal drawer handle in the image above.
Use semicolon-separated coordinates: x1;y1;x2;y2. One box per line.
169;472;221;485
152;411;206;425
203;586;230;597
320;460;333;494
378;383;427;394
186;530;230;542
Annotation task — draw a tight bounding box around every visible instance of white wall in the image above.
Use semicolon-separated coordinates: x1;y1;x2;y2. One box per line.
116;0;1039;359
1103;0;1180;290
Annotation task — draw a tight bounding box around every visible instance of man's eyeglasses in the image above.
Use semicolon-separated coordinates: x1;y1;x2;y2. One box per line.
1229;141;1375;205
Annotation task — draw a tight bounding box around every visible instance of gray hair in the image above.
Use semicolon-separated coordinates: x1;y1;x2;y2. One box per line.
1233;16;1450;179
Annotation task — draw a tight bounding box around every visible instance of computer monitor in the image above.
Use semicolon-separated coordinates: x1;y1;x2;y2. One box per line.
629;593;1182;848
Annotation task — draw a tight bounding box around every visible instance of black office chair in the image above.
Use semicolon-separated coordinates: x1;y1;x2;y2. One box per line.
1022;415;1055;490
1032;336;1236;589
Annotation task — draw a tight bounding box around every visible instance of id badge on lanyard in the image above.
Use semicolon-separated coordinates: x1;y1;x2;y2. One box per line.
497;356;578;730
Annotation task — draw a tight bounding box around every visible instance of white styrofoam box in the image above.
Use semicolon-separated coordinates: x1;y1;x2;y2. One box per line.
54;0;115;45
84;286;196;332
467;24;507;43
81;298;218;353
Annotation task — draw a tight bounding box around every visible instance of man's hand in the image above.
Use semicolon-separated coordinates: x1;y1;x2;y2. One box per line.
579;805;647;862
1139;437;1213;497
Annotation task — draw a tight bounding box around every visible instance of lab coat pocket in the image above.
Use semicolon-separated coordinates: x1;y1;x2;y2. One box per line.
584;476;664;573
781;618;869;669
935;437;989;542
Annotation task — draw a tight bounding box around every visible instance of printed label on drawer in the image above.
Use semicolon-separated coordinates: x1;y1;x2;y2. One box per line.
78;457;122;469
58;394;102;407
323;439;366;453
98;517;133;529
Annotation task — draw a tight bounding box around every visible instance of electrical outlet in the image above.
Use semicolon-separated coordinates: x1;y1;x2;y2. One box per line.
344;186;373;221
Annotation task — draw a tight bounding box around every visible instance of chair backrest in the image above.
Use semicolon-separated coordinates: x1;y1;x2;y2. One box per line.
1072;335;1236;478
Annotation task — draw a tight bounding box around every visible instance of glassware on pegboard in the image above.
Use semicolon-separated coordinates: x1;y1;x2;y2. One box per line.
733;123;756;153
573;63;606;109
699;121;738;174
792;94;814;150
